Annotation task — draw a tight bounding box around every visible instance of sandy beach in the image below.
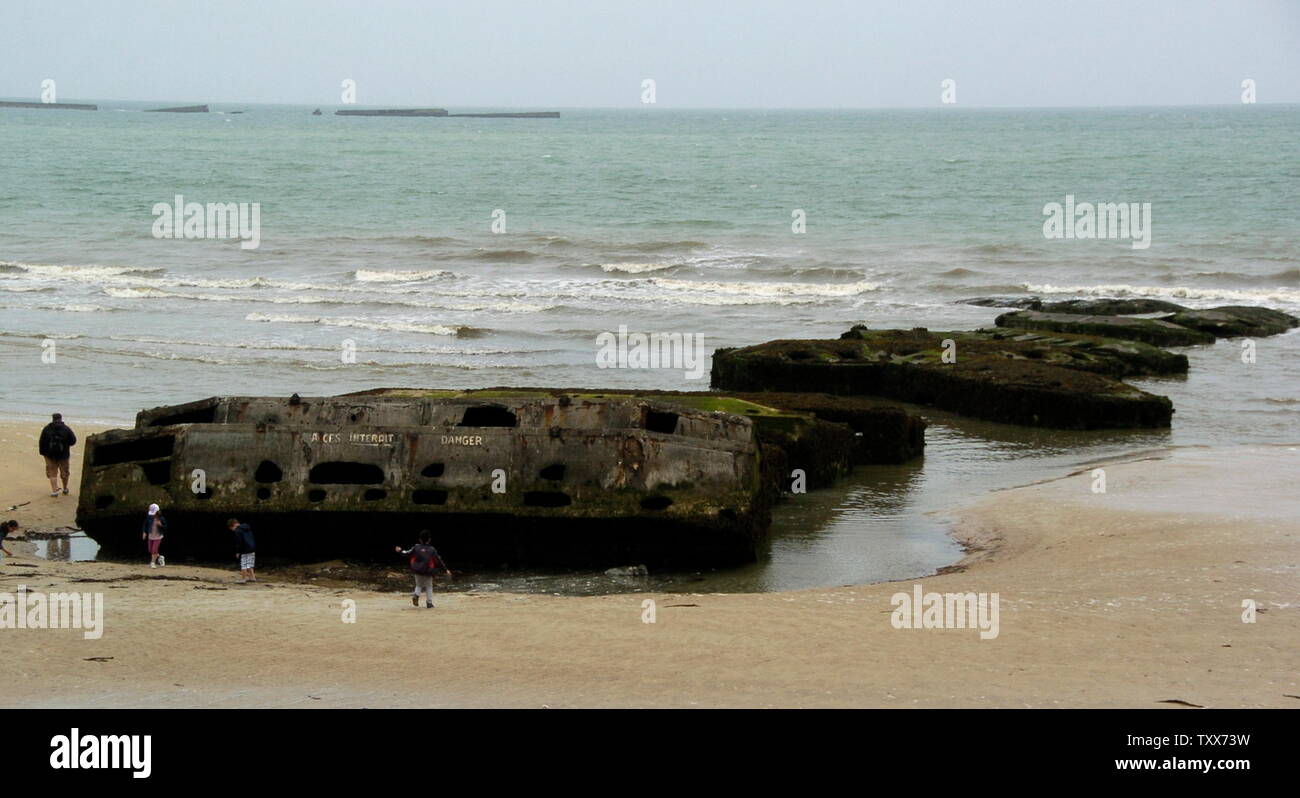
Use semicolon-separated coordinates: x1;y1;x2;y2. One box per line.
0;421;111;531
2;419;1296;708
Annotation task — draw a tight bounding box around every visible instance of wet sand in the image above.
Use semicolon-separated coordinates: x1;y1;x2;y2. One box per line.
2;419;1296;708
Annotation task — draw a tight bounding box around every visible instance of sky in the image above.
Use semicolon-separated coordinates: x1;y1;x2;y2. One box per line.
2;0;1298;108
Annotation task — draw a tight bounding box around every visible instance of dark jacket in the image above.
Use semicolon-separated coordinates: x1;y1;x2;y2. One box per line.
233;523;256;554
402;543;443;575
38;421;77;459
141;514;168;537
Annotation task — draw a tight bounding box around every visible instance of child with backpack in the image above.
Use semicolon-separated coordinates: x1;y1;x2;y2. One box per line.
394;530;449;609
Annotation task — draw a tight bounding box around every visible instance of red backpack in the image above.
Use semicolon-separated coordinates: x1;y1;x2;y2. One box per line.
408;544;440;575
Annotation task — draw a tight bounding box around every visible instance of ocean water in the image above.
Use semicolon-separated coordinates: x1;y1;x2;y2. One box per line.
2;102;1297;592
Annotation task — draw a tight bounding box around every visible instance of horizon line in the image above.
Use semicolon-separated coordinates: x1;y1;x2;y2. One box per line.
2;98;1297;112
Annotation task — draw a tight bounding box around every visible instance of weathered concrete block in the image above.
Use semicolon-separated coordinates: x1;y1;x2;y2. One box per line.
961;297;1188;315
81;393;785;566
995;310;1216;347
712;328;1174;429
1161;305;1299;338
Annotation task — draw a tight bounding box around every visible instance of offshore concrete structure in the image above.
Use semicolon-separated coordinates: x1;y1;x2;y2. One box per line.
76;390;914;565
75;300;1295;565
0;100;97;110
333;108;559;118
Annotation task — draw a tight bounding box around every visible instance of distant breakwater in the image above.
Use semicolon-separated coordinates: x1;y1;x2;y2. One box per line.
0;100;97;111
335;108;559;118
0;102;555;117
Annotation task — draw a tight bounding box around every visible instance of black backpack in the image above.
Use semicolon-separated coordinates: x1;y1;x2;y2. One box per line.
45;427;68;460
408;544;440;575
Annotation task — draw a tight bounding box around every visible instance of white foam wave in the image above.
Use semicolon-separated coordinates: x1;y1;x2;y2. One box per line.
0;261;165;278
651;277;880;298
353;268;451;283
245;312;467;336
1024;283;1300;305
1;261;423;295
41;304;114;313
101;285;551;313
104;287;218;301
108;334;537;356
600;262;676;274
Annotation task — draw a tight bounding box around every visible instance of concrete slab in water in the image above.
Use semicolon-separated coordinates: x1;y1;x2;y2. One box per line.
76;392;849;566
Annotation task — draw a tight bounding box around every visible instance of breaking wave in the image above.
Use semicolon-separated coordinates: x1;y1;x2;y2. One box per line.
0;261;167;278
1023;283;1300;306
107;334;543;356
353;268;452;283
244;312;482;337
651;277;880;298
600;261;677;274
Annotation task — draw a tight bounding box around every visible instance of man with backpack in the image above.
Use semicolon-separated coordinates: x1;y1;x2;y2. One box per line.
38;413;77;497
228;518;257;583
394;530;449;609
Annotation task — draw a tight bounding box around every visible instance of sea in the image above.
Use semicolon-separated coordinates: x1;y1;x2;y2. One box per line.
2;102;1297;593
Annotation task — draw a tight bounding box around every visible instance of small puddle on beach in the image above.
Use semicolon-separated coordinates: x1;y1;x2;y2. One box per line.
27;531;101;562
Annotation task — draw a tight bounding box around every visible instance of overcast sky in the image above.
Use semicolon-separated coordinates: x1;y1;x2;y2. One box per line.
3;0;1297;107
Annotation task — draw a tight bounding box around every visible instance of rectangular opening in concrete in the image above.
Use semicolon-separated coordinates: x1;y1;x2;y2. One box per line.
148;406;218;426
309;461;385;484
92;435;176;466
458;405;518;427
139;460;172;486
644;410;679;434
